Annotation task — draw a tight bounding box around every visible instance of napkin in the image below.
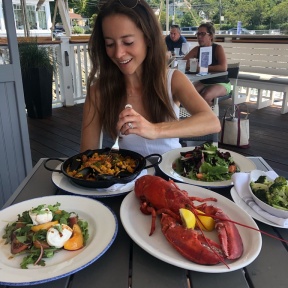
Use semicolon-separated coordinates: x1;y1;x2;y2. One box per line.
98;169;147;192
232;172;288;228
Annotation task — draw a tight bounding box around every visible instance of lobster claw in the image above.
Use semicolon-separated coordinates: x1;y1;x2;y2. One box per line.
161;213;224;265
214;209;243;260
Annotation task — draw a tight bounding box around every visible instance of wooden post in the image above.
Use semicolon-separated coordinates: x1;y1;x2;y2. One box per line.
57;36;74;106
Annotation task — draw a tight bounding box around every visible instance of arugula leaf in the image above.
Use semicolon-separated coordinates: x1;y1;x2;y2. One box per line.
47;202;61;212
3;223;16;244
19;210;33;223
30;204;46;214
203;143;217;153
52;209;72;225
21;254;43;269
78;220;89;245
20;247;60;269
199;162;228;175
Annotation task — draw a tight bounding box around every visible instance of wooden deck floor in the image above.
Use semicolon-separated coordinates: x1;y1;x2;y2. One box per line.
27;99;288;178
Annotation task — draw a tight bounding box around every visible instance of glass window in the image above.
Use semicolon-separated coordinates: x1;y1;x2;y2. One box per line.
0;3;2;30
26;5;37;29
38;6;47;30
13;4;24;30
1;4;10;65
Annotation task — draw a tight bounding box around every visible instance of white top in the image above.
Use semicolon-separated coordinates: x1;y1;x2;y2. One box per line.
119;69;181;156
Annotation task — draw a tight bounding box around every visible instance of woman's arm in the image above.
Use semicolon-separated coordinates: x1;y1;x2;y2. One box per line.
168;69;221;137
80;84;102;152
183;46;198;60
117;70;221;140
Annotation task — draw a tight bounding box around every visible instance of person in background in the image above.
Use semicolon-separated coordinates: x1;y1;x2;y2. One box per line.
80;0;220;156
165;24;187;55
183;22;231;106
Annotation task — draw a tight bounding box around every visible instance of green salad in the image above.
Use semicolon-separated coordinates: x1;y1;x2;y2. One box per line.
173;143;239;182
2;202;89;269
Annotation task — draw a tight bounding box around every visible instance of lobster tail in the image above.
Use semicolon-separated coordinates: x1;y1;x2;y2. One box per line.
161;214;224;265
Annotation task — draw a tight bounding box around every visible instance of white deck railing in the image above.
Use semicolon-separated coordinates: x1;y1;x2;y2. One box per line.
52;37;90;107
1;36;286;112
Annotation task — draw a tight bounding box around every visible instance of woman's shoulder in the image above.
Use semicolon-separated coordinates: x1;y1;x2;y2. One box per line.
213;42;224;50
213;42;225;55
170;69;191;87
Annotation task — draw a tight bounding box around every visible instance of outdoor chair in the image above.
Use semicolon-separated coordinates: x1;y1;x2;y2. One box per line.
179;63;240;147
212;62;240;116
179;107;218;147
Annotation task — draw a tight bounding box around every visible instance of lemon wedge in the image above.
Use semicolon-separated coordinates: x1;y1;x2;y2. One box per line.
179;208;196;229
195;209;215;231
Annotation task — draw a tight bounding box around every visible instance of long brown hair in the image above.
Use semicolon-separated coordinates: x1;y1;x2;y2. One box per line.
87;0;176;139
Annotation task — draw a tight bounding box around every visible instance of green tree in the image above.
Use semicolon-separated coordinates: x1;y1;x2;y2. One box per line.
271;0;288;24
69;0;100;17
49;0;287;32
180;11;200;27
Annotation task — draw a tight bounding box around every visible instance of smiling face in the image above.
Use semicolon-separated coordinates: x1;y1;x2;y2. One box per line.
102;14;147;76
196;26;213;47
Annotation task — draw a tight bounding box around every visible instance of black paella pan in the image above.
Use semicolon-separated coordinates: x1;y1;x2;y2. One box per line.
44;148;162;188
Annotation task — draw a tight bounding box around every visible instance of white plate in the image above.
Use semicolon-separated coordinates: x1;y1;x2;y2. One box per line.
0;196;118;285
120;183;262;273
159;147;256;188
52;161;155;198
230;187;285;228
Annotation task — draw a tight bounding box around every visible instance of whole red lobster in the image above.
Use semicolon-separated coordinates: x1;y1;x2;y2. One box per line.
134;175;243;265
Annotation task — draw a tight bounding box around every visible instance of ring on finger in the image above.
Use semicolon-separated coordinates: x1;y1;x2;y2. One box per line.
128;122;133;129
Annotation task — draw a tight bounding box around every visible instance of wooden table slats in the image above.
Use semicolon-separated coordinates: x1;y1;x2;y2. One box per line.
131;243;188;288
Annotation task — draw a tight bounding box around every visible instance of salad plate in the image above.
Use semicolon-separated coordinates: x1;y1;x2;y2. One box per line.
159;147;256;188
0;195;118;286
52;160;155;198
230;187;285;228
120;183;262;273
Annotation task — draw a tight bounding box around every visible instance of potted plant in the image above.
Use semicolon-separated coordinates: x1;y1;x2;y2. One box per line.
18;38;54;118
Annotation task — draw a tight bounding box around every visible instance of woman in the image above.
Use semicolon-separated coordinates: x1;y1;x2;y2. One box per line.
80;0;220;156
183;23;231;106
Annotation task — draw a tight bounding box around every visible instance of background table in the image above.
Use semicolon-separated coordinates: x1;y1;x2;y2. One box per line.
185;71;228;82
1;157;288;288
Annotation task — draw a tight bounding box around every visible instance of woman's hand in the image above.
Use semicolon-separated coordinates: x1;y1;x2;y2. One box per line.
117;106;158;140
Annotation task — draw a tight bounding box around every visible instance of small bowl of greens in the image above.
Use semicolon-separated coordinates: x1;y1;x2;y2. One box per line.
249;170;288;218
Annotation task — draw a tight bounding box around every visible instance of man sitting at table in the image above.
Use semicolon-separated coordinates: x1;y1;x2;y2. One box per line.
183;22;231;106
165;24;187;56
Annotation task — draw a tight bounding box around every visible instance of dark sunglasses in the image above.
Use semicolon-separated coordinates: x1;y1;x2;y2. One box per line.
196;32;210;37
119;0;140;8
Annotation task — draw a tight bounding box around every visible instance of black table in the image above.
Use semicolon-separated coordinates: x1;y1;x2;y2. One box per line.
1;157;288;288
185;71;228;82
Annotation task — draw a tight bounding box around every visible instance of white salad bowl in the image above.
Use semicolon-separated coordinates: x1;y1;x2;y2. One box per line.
248;170;288;219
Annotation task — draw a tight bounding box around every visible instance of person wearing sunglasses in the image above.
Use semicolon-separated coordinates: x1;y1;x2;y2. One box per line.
183;22;231;106
165;24;187;56
80;0;220;156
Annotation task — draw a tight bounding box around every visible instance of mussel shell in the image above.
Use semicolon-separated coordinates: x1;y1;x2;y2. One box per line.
69;157;83;171
115;170;134;178
75;167;98;180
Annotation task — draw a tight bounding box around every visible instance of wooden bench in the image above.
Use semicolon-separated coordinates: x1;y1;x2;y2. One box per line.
221;42;288;114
